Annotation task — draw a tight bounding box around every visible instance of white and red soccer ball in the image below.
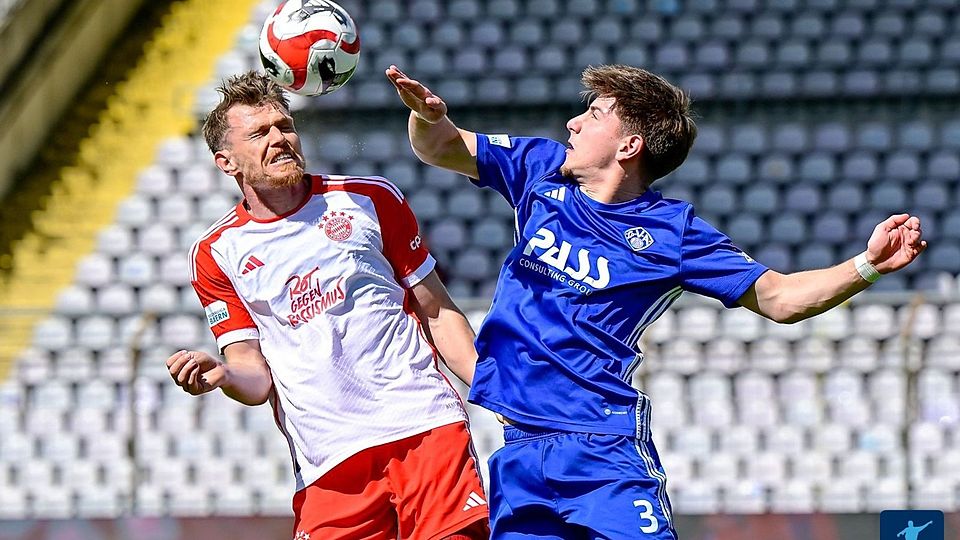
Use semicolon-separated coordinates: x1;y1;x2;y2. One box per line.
259;0;360;96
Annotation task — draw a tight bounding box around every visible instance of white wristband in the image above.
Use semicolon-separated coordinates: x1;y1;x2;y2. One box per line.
854;252;881;283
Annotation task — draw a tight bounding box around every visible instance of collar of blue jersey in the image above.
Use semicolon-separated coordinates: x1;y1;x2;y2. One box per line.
575;185;662;212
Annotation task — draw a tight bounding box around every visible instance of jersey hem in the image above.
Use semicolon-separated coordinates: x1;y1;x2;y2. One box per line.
215;328;260;352
468;398;641;438
401;255;437;288
293;414;468;492
720;265;769;308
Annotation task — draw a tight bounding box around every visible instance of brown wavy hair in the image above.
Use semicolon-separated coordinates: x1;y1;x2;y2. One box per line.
581;65;697;182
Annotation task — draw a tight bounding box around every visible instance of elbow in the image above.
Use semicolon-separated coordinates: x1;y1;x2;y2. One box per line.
777;313;805;325
771;306;808;325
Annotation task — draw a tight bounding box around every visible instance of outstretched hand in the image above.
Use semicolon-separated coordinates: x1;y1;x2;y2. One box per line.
865;214;927;274
166;350;227;396
385;65;447;123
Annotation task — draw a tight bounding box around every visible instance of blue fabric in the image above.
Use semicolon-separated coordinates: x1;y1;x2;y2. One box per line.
469;134;768;438
489;424;678;539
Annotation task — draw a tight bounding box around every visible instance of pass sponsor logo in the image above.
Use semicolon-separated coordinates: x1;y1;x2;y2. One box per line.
520;226;610;294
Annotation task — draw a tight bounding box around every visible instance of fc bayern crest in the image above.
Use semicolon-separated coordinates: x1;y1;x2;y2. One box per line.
624;226;654;252
320;211;354;241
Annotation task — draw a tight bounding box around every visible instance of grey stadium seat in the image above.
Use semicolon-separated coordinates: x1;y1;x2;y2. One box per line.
776;41;812;68
509;19;543;47
927;152;960;180
699;186;737;216
783;185;822;213
757;154;794;184
726;215;764;246
884;152;921;181
812;214;852;244
768;213;808;246
772;123;809;153
431;21;464;47
470;21;505;48
814;123;852;153
841;153;879;184
899;122;935;151
741;184;779;215
867;182;908;213
715;155;751;185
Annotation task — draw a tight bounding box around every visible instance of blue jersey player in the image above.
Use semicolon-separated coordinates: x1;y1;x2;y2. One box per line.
387;64;927;539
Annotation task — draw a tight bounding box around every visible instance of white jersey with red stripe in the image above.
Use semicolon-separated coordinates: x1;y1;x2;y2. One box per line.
189;174;468;491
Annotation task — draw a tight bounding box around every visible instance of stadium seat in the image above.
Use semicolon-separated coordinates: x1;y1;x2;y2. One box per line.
673;481;720;514
752;336;790;373
745;452;786;487
55;285;95;316
771;480;815;513
838;450;885;489
700;452;739;487
96;224;135;257
865;478;907;512
723;480;766;514
820;481;863;512
792;451;832;484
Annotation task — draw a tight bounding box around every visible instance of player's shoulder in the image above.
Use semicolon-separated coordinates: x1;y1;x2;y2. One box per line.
646;193;694;222
190;208;245;258
317;173;406;202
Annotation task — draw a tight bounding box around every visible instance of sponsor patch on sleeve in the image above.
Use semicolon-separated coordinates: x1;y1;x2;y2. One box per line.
487;134;511;148
205;300;230;327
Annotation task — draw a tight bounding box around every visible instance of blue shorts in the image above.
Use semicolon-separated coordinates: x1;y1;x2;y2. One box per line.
488;424;677;539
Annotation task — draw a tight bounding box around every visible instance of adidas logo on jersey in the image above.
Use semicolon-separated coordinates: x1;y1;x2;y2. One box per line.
241;255;265;275
544;186;567;201
461;491;486;512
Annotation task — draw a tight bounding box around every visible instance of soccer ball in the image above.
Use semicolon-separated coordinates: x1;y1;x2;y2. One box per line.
259;0;360;96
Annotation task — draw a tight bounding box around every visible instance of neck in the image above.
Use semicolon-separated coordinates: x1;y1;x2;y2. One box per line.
241;176;310;219
578;171;648;204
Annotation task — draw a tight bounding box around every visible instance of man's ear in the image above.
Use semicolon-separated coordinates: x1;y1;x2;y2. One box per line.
214;149;239;177
618;134;644;161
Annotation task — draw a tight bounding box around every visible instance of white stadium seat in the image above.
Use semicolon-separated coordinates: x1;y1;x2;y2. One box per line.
865;477;906;511
97;224;135;256
819;481;862;512
136;164;175;195
793;336;834;372
791;452;832;484
771;479;815;513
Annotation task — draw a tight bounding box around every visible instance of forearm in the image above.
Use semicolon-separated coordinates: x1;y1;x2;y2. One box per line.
426;307;479;386
220;341;273;405
408;112;475;175
759;258;871;323
220;361;273;405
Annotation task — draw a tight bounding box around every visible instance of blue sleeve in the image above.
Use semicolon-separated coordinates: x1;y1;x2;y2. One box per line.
679;209;768;307
474;134;567;208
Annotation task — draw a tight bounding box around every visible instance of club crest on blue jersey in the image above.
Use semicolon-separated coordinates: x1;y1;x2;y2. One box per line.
624;227;654;252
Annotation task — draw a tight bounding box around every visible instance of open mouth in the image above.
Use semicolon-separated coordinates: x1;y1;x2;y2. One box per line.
269;151;297;165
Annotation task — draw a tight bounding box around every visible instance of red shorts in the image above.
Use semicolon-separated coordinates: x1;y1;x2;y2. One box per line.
292;421;489;540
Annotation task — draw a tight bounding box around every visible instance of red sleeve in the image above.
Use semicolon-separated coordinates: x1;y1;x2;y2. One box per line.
370;180;435;287
191;243;259;350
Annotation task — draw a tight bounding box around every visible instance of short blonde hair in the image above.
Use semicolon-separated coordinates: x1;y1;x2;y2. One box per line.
202;71;290;153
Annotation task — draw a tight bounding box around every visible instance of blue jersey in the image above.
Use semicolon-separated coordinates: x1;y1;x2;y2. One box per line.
469;134;768;439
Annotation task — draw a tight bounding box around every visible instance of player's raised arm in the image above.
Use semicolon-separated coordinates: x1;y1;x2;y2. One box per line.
738;213;926;324
385;65;479;179
165;340;272;406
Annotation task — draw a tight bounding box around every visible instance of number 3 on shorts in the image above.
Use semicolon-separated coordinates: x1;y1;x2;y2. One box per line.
633;498;659;534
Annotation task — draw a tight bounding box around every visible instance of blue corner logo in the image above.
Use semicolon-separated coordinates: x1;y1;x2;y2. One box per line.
880;510;943;540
